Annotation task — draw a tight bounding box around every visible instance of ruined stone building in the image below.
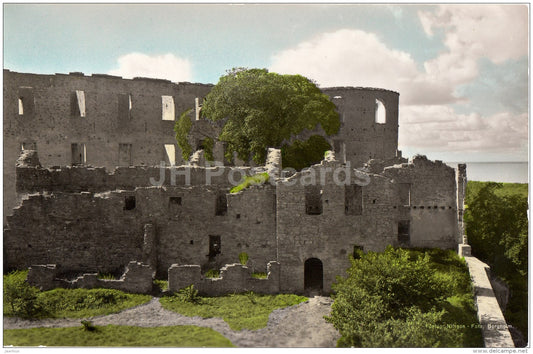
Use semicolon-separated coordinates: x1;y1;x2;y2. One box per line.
3;70;466;295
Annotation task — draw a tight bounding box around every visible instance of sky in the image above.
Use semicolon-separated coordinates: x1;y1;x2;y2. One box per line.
3;3;530;163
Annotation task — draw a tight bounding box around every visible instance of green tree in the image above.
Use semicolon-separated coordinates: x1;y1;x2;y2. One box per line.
326;246;475;347
200;68;340;166
464;182;528;277
464;182;528;338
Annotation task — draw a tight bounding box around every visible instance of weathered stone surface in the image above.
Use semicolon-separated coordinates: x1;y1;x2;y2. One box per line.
465;256;515;348
168;261;280;295
26;261;154;294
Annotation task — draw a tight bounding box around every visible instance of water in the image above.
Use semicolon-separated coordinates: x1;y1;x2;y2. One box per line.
446;162;529;184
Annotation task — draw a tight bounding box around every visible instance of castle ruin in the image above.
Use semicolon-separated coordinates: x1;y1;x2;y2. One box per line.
3;69;467;295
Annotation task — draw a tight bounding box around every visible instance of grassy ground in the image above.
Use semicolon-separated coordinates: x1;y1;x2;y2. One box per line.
38;288;152;318
466;181;528;199
160;292;307;330
4;325;234;347
4;271;151;319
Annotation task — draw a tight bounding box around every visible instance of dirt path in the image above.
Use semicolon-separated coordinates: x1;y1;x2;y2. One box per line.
3;296;340;347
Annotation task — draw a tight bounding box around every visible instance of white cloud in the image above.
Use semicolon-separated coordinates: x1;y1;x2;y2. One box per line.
108;53;193;83
399;105;528;154
269;29;459;105
268;6;528;160
418;5;528;64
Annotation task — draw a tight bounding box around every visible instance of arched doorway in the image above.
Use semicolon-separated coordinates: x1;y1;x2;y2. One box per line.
304;258;323;292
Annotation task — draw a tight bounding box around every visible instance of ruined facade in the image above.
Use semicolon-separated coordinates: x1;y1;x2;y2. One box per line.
4;70;466;295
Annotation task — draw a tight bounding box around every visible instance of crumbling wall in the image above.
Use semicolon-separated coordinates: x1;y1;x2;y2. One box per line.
322;87;400;167
275;153;460;294
4;191;144;273
16;163;259;194
7;158;277;277
276;155;399;294
3;70;212;221
27;261;154;294
168;261;280;295
383;155;459;249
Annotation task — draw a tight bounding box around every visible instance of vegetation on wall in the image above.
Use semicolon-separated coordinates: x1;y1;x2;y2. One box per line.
201;68;340;165
174;109;193;161
326;247;483;347
464;181;528;339
230;172;270;194
203;136;215;161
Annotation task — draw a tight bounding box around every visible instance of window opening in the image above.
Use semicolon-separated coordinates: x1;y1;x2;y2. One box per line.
162;95;175;120
124;196;136;210
164;144;176;166
305;185;323;215
71;143;87;165
375;98;386;124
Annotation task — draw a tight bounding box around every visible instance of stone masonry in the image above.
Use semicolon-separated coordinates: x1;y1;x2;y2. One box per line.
5;69;466;296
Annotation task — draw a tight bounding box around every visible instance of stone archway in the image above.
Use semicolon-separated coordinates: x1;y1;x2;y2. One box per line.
304;258;323;292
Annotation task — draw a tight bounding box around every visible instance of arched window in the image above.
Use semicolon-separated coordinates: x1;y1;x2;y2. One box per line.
375;99;386;124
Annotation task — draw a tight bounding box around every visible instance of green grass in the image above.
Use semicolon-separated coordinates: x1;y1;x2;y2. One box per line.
97;273;118;280
154;279;169;291
4;325;234;347
39;288;151;318
466;181;528;199
204;269;220;278
251;272;267;279
229;172;269;193
3;272;152;319
160;292;307;330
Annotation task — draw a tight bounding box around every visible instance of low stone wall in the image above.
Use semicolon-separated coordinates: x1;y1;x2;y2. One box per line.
168;261;280;295
464;256;514;347
27;261;154;294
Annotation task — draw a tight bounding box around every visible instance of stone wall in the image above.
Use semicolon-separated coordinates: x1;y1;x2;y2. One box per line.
322;87;400;167
168;261;280;295
6;150;462;294
6;157;277;276
464;256;515;347
275;154;461;294
27;261;154;294
382;155;460;249
4;70;403;224
4;69;213;221
16;161;254;194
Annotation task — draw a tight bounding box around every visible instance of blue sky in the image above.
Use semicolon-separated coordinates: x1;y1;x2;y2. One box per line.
3;3;529;163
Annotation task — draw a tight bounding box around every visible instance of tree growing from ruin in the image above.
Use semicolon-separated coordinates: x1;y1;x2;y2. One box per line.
199;68;340;166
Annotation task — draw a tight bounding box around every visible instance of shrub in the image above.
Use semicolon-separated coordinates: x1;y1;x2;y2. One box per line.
238;252;249;265
3;270;45;319
154;279;169;292
326;246;482;347
176;285;201;304
81;320;97;332
204;269;220;278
